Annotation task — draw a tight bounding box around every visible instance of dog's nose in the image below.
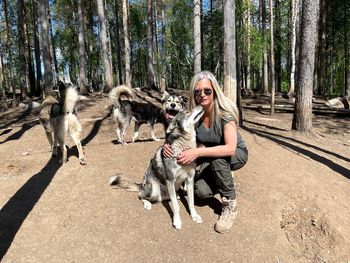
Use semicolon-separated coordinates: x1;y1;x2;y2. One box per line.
171;103;176;108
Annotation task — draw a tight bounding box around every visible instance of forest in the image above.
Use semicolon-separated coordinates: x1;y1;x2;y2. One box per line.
0;0;349;127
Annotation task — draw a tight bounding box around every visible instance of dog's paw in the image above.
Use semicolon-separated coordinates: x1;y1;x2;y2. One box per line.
79;158;87;165
191;213;203;224
173;215;182;230
142;199;152;210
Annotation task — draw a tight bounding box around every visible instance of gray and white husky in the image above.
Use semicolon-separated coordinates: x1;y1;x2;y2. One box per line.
109;85;185;145
39;84;86;165
110;106;204;230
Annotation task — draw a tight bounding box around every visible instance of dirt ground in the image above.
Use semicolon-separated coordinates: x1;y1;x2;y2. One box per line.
0;92;349;263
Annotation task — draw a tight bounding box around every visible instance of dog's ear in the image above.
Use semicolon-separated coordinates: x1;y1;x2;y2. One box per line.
161;90;169;102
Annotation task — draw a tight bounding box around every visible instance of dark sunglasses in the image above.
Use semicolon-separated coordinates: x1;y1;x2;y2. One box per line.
194;88;213;97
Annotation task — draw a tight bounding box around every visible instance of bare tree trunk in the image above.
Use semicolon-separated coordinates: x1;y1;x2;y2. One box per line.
18;0;28;101
147;0;156;89
260;0;269;95
77;0;88;94
32;0;42;97
40;0;54;95
115;0;123;85
193;0;201;74
245;0;252;94
288;0;299;96
223;0;237;103
344;0;350;97
0;54;4;99
270;0;276;115
25;6;35;97
160;0;166;92
292;0;320;132
48;7;58;81
97;0;113;92
3;0;16;102
123;0;131;87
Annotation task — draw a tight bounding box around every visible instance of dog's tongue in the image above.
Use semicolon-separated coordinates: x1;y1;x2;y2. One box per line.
166;113;175;120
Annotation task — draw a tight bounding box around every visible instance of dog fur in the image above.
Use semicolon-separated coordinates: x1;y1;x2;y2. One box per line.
110;106;204;229
109;85;185;145
39;84;86;165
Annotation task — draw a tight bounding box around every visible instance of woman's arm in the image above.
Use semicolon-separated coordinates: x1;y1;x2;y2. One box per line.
177;121;238;165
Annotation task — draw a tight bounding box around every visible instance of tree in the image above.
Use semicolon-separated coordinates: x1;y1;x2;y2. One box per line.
160;0;166;92
288;0;299;96
17;0;28;100
32;0;42;96
223;0;237;103
193;0;201;74
270;0;276;115
147;0;156;89
77;0;88;94
39;0;54;95
123;0;131;87
97;0;113;92
260;0;269;95
114;0;123;85
292;0;320;132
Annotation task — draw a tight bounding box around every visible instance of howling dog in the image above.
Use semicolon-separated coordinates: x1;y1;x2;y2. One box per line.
110;106;204;230
39;84;86;165
109;85;185;145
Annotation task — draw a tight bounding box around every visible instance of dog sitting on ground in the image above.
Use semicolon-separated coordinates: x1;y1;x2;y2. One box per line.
39;83;86;165
110;106;204;230
109;85;185;145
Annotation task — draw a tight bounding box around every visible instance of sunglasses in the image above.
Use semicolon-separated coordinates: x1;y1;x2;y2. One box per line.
194;88;213;97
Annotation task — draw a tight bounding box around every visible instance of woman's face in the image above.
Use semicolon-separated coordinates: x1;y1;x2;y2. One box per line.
194;78;214;108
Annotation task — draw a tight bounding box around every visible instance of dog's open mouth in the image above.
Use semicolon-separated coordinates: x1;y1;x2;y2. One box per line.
166;109;179;120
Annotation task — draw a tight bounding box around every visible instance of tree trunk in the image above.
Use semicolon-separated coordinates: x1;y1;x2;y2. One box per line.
18;0;28;101
32;0;42;97
193;0;201;74
260;0;269;95
115;0;123;85
39;0;54;95
48;7;58;81
344;0;350;97
0;54;4;99
292;0;320;132
3;0;16;102
97;0;113;92
316;0;326;95
223;0;237;103
270;0;276;115
147;0;156;89
288;0;299;96
160;0;166;92
77;0;88;94
123;0;131;87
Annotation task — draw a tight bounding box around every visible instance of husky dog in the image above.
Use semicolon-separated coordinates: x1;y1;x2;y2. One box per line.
39;84;86;165
109;85;184;145
110;106;204;230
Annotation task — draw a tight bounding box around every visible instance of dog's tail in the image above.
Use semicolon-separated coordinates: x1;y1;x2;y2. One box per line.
109;174;140;192
64;85;79;114
109;85;134;108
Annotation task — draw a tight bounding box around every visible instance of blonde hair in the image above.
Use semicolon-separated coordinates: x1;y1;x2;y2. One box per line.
189;70;239;134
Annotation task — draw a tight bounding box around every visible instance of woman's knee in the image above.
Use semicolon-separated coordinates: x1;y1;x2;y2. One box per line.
195;179;214;199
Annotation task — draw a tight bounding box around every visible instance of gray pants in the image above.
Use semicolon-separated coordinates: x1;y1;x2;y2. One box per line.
194;147;248;200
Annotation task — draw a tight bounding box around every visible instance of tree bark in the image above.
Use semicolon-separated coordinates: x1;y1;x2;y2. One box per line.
77;0;88;94
122;0;131;87
288;0;299;96
223;0;237;103
270;0;276;115
18;0;28;101
97;0;113;92
160;0;166;92
39;0;54;95
292;0;320;132
193;0;201;74
147;0;156;89
115;0;123;85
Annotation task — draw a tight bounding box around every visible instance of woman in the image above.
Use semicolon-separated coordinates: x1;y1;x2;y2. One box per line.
163;70;248;233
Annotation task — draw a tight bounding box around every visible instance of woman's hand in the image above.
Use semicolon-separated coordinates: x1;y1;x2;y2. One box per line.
162;143;174;158
177;149;199;165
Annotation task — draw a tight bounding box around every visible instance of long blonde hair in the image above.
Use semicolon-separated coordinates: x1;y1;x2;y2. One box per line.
189;70;239;134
